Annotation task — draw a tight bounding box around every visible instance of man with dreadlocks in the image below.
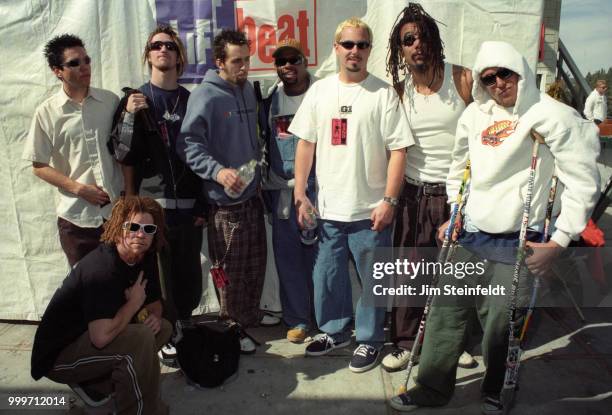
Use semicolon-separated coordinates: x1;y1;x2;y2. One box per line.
382;3;475;372
31;196;172;415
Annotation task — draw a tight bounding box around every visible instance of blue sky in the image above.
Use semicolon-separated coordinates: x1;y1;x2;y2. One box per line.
560;0;612;75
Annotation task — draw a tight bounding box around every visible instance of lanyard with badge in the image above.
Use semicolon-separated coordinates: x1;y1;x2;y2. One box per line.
332;79;363;145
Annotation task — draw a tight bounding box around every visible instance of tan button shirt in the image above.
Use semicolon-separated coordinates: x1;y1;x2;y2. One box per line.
22;87;123;228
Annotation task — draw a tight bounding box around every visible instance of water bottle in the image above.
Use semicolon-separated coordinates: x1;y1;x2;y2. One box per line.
225;159;257;199
300;208;318;246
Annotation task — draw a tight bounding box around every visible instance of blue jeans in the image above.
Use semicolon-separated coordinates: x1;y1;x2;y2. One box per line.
313;219;390;348
267;189;315;329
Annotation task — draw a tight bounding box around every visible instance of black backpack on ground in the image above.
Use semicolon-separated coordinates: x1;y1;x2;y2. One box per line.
174;320;241;388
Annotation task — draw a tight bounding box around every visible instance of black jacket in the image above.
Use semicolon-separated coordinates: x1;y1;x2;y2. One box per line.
109;87;206;216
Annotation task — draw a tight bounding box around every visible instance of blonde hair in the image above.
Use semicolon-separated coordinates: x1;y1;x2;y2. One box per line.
334;17;373;43
595;79;607;88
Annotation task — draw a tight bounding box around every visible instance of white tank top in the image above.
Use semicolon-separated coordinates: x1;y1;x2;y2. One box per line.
404;62;466;183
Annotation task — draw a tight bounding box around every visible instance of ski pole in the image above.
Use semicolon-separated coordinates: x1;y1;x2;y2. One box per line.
500;130;544;414
397;160;471;394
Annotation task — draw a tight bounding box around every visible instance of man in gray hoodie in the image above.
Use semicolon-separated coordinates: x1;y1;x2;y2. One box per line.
177;29;268;353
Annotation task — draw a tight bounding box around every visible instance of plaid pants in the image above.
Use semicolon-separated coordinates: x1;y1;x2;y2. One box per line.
208;197;267;327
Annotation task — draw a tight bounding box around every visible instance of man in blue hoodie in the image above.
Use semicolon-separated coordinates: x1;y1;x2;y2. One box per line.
178;29;267;353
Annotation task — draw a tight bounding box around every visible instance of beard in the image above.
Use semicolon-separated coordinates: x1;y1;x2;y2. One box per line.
413;61;429;73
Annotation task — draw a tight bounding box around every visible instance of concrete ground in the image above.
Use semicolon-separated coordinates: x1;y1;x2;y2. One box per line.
1;159;611;415
1;304;612;415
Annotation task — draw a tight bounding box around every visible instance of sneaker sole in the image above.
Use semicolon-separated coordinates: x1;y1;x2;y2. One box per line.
381;356;418;373
349;356;380;373
304;339;351;356
389;400;419;412
458;360;478;369
381;362;409;372
159;357;178;368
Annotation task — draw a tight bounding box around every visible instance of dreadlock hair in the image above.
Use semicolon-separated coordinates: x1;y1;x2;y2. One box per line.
101;196;166;252
386;3;446;92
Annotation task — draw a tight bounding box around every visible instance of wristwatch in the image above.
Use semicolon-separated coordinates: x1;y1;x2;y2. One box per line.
383;196;399;207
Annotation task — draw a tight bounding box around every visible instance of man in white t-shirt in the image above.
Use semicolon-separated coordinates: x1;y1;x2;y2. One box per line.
22;34;122;266
583;79;608;125
259;38;316;344
289;18;414;373
382;3;476;373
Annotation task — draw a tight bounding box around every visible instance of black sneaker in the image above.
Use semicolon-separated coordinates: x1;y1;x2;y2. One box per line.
349;344;380;373
158;342;178;367
304;334;350;356
481;395;504;415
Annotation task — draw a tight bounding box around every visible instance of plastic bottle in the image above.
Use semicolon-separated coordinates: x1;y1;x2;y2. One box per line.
225;159;257;199
300;208;318;245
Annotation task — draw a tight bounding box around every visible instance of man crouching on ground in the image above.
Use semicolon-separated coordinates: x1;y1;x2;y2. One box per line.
31;196;172;415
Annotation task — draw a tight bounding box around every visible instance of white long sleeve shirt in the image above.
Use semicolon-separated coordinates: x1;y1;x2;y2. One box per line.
583;89;607;121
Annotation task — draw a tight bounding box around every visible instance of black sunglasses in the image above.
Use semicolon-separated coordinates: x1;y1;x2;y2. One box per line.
480;68;515;86
149;41;178;51
338;41;371;50
402;33;420;47
123;221;158;235
274;56;304;67
61;56;91;68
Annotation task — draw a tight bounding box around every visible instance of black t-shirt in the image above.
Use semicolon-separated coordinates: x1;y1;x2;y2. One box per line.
139;82;190;149
31;244;161;380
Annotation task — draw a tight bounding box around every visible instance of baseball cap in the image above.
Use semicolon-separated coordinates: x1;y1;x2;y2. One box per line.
272;38;305;58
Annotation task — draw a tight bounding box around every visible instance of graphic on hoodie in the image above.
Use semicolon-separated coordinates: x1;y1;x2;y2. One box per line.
481;120;516;147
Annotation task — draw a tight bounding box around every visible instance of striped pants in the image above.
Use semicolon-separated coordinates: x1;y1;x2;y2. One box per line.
47;320;172;415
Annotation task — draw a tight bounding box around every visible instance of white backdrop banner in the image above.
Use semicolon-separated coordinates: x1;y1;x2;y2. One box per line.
0;0;542;320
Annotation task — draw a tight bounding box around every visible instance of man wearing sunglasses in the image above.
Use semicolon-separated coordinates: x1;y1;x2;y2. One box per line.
584;79;608;125
110;25;205;365
390;41;600;414
258;39;316;344
22;34;123;266
31;196;172;415
289;18;413;373
178;29;268;353
383;3;477;374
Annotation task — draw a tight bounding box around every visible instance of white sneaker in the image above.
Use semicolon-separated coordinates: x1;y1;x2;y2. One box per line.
458;351;477;368
260;314;281;327
239;336;257;354
381;348;414;372
158;343;177;367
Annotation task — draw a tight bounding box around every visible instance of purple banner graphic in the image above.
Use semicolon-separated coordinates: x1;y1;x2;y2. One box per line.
155;0;235;84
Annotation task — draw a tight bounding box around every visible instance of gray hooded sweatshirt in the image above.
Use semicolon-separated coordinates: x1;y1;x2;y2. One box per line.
177;69;260;206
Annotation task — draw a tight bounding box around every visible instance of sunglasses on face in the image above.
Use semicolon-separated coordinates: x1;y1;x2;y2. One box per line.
402;33;420;47
274;56;304;67
480;68;515;86
122;221;157;235
61;56;91;68
149;41;178;51
338;40;371;50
